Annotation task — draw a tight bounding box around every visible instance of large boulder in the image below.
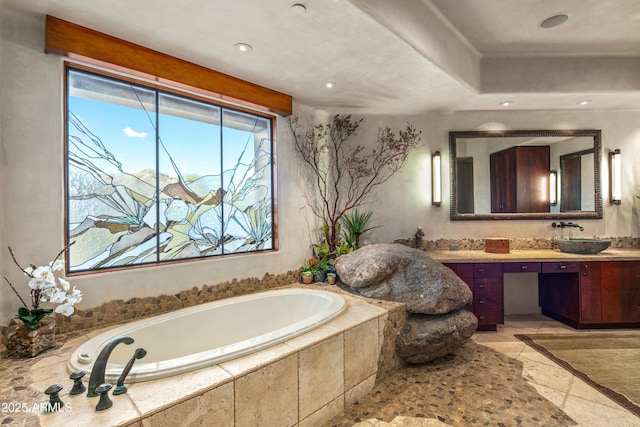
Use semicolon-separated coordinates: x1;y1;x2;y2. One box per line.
335;243;472;314
335;243;477;364
395;311;478;364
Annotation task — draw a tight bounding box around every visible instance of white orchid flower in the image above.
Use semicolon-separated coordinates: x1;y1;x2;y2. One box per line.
67;287;83;304
9;245;82;321
58;277;71;291
50;259;65;271
55;303;75;317
49;290;68;304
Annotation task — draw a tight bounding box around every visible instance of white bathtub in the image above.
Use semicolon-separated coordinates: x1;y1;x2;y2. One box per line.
68;288;346;383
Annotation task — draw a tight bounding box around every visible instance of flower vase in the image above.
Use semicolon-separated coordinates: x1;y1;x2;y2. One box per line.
301;274;313;284
5;317;57;358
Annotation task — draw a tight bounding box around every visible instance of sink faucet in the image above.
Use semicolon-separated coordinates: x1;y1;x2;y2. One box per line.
87;336;134;397
551;221;584;231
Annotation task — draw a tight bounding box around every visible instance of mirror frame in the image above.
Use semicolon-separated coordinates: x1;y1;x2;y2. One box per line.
449;129;603;221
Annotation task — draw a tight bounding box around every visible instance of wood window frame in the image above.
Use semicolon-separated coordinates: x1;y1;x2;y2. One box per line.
46;15;292;117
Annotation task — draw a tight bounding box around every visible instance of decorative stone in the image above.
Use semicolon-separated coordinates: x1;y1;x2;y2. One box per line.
335;243;478;364
4;317;57;358
335;243;472;314
395;310;478;364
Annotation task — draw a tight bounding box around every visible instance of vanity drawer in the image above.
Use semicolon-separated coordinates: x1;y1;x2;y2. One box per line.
474;277;502;298
542;262;580;273
473;263;502;278
475;309;503;326
503;262;541;273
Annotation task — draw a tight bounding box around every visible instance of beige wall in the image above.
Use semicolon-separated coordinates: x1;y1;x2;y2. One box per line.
345;111;640;244
2;10;639;324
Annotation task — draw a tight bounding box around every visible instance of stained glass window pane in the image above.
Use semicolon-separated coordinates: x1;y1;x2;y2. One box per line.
221;109;273;254
67;70;158;271
65;67;275;273
158;93;222;259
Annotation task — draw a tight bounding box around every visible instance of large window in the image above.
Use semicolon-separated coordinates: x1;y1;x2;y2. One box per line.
65;66;275;273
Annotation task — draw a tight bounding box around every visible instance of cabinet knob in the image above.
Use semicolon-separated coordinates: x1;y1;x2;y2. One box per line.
477;268;485;273
477;284;485;288
559;265;567;269
520;265;528;269
479;316;485;320
478;300;485;304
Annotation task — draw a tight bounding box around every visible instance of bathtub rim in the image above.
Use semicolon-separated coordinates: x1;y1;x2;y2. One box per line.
67;287;347;382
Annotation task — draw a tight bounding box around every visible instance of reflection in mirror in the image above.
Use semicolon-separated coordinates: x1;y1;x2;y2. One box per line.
449;130;602;221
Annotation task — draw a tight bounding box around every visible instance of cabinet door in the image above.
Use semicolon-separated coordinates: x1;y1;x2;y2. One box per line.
601;261;640;323
514;146;550;213
490;149;515;213
579;262;601;323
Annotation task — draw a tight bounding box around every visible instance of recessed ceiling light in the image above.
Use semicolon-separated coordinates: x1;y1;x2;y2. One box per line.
323;81;336;89
540;14;569;29
291;3;306;14
234;43;252;53
577;99;592;106
500;101;513;107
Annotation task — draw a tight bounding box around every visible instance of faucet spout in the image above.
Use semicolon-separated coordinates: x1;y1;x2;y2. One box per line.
87;336;134;397
552;222;584;231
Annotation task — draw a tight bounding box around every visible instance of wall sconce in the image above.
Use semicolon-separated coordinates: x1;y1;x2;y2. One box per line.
432;151;441;206
549;170;558;206
609;149;622;205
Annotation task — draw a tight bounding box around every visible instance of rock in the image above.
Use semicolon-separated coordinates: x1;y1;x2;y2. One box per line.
335;243;478;364
335;243;472;314
395;310;477;364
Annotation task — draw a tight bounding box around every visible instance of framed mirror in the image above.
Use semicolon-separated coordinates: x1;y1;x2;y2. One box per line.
449;129;602;221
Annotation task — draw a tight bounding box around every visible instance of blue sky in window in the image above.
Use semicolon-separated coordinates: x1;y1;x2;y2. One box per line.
67;96;260;179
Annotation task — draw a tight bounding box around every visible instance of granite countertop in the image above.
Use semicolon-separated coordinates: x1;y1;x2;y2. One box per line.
427;248;640;263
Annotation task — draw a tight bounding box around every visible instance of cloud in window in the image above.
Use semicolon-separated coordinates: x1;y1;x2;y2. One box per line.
123;127;148;138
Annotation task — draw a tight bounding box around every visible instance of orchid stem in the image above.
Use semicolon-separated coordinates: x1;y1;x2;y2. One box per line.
3;276;30;311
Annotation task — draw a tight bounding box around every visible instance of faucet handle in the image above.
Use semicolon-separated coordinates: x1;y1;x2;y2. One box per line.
69;369;86;395
95;383;113;412
44;384;64;412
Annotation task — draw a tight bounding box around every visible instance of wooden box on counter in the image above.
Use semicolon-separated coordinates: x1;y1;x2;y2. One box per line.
485;238;510;254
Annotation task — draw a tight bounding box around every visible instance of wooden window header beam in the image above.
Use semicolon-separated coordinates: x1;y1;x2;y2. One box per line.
45;15;292;116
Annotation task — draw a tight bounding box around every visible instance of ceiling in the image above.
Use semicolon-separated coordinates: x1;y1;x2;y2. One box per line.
4;0;640;115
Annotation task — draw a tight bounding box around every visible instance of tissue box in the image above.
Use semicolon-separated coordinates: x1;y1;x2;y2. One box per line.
485;238;510;254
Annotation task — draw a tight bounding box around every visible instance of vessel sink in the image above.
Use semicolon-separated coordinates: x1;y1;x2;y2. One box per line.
556;238;612;255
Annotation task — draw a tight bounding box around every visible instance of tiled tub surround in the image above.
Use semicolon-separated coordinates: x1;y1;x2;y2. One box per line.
4;288;405;427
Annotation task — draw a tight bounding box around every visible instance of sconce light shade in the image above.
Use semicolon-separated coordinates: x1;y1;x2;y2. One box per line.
549;170;558;206
432;151;441;206
609;149;621;205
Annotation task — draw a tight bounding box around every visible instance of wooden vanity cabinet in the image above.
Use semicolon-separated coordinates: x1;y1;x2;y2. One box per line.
444;263;503;331
444;259;639;331
539;260;640;328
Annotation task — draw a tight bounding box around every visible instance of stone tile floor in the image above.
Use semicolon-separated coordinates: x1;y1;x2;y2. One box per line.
328;314;640;427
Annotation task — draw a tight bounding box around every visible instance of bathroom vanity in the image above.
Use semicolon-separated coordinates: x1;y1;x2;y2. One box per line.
430;249;640;331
